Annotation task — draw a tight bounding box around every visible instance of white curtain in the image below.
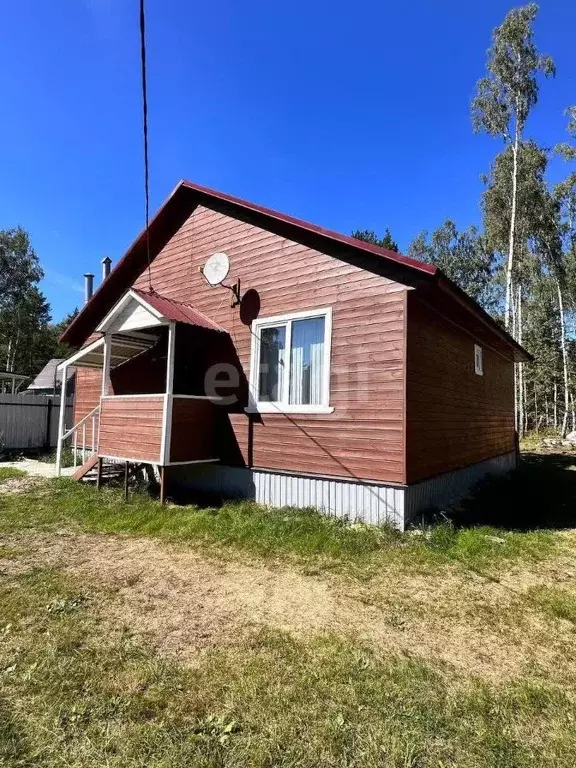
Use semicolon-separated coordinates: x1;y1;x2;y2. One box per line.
310;341;323;404
290;344;304;404
289;317;325;405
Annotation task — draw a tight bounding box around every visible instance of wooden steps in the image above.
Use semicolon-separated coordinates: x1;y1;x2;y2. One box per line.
72;454;99;481
73;455;125;484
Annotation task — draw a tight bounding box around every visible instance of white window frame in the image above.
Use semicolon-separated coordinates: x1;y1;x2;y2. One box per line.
247;307;334;414
474;344;483;376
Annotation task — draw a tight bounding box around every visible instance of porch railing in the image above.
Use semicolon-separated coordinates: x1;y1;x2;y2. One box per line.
56;404;100;476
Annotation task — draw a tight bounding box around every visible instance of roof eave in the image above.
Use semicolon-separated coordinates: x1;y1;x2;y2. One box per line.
436;274;532;363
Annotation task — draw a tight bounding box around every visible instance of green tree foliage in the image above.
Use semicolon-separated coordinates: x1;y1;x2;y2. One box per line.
555;105;576;163
0;227;43;312
408;220;496;309
555;107;576;264
50;309;80;360
0;228;74;378
483;141;560;284
351;228;399;252
522;275;562;429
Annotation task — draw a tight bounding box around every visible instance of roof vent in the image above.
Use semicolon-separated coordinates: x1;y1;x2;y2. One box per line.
101;256;112;282
83;273;94;304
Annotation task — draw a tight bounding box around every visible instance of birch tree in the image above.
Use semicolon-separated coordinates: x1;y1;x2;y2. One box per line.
551;106;576;434
471;3;554;330
483;140;560;434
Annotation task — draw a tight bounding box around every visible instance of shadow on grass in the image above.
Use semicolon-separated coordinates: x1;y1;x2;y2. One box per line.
446;452;576;531
0;695;34;766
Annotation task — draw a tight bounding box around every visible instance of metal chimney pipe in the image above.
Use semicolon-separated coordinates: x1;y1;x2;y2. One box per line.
83;273;94;304
101;256;112;282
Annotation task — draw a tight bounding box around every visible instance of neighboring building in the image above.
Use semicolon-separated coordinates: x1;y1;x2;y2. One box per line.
26;359;76;396
0;371;28;394
55;180;529;529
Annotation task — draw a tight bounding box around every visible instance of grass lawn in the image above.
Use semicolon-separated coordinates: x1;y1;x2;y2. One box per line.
1;452;576;766
0;467;27;484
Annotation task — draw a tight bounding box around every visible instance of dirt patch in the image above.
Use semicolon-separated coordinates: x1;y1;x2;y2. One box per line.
2;530;576;681
0;476;43;495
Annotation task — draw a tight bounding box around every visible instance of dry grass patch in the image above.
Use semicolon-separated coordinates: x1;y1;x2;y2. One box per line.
2;458;576;766
2;565;576;768
2;529;576;683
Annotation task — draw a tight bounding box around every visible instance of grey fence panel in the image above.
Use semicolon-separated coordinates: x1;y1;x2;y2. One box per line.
0;395;73;450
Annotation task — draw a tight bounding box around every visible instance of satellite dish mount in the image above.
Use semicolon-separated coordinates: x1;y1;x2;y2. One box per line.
200;252;241;307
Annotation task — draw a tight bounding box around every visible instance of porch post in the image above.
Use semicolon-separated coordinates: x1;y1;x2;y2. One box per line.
161;323;176;467
166;322;175;394
55;364;68;477
159;465;167;504
124;461;129;501
101;333;112;396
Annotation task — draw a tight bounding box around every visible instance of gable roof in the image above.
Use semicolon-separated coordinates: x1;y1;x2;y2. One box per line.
60;179;530;362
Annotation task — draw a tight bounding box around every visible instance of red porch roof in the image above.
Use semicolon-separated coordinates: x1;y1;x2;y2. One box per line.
132;289;225;332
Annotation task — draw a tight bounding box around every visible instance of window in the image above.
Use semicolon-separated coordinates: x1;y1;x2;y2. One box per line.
474;344;483;376
249;308;333;414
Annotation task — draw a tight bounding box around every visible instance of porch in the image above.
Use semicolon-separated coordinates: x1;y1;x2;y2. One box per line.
55;289;228;498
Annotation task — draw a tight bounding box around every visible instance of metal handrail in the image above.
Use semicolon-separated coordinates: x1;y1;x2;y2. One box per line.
60;404;101;471
62;404;100;440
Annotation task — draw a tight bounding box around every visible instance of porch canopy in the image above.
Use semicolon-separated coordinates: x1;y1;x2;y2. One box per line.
57;288;224;372
55;289;225;474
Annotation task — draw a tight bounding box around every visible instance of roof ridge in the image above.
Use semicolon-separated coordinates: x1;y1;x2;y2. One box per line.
179;179;438;277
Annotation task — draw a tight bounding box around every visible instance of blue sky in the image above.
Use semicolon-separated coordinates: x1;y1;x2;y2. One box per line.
0;0;574;321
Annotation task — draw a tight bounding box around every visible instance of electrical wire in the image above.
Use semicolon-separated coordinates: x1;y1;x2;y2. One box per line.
139;0;153;291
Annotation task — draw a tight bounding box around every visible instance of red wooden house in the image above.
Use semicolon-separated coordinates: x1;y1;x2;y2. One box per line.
56;180;529;529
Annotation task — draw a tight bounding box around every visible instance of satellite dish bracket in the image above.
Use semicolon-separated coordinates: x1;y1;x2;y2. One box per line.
221;278;241;307
199;267;241;307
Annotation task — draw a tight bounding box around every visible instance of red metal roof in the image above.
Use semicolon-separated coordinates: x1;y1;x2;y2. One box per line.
133;289;225;332
60;179;529;361
179;180;438;277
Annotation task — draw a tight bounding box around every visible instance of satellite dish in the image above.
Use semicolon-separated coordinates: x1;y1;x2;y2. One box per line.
202;252;230;286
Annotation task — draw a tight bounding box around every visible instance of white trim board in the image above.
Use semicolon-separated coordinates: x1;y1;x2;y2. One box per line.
101;393;166;399
100;393;224;400
99;454;219;467
245;404;334;414
99;454;161;465
160;393;172;465
57;337;104;370
97;289;169;333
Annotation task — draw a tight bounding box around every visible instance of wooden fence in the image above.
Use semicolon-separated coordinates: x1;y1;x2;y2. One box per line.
0;395;74;451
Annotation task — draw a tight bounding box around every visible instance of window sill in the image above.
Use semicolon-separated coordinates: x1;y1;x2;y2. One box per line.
245;404;335;415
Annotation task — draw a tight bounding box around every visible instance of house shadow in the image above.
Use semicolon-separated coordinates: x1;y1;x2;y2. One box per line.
434;452;576;531
166;318;262;508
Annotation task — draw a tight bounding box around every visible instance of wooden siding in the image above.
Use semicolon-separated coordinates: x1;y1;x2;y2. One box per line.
169;397;218;463
406;295;515;484
98;395;164;463
124;204;409;484
72;367;101;445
